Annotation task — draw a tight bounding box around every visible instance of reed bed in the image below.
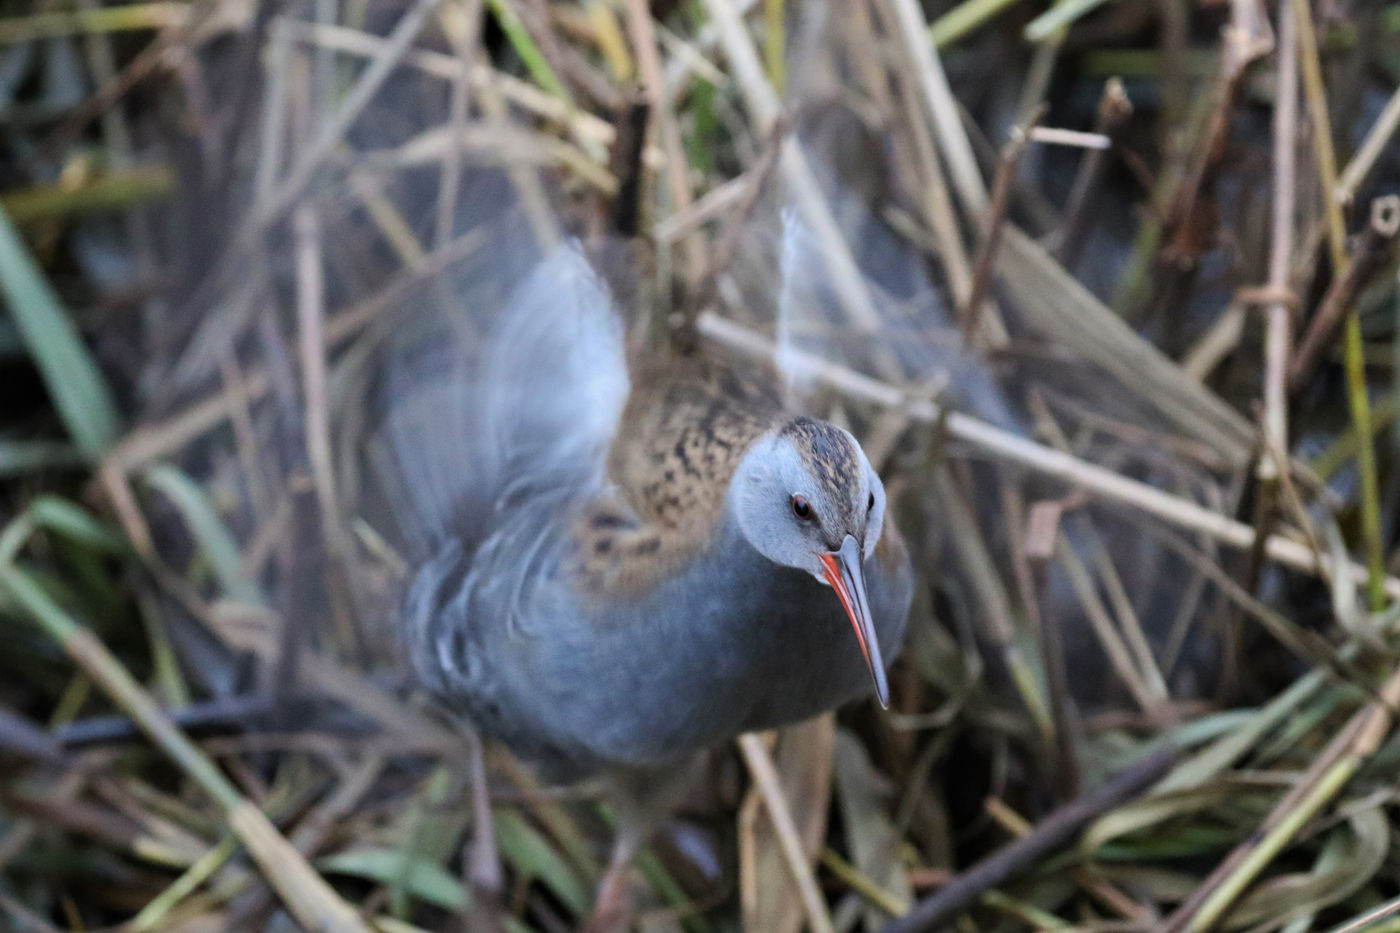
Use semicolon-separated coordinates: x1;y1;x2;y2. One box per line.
3;1;1400;931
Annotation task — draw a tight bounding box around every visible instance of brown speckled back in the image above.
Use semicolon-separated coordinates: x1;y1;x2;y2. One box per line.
610;356;784;528
570;357;785;598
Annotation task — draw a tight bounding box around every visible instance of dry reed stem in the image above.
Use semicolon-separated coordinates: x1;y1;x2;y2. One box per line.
287;20;626;150
294;205;342;560
999;227;1256;461
884;0;987;215
960;118;1035;342
1327;893;1400;933
1055;532;1162;716
1336;82;1400;206
256;18;293;202
174;0;443;390
1028;127;1110;149
1260;0;1297;484
1056;78;1132;269
623;0;703;285
433;0;481;248
895;63;976;308
933;467;1055;740
696;311;1400;599
738;732;835;933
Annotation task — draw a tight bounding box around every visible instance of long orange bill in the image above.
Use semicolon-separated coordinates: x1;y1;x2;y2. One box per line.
818;534;890;709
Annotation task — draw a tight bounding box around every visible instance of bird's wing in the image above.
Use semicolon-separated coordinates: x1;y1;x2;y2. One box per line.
367;233;634;696
481;240;632;505
366;235;630;563
723;104;1021;434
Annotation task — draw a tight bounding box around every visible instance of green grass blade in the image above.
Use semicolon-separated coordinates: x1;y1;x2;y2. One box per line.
1024;0;1114;42
483;0;572;107
929;0;1021;48
144;464;264;605
0;2;184;44
2;165;175;225
493;808;590;916
28;496;129;555
320;848;469;911
0;439;85;476
0;203;121;460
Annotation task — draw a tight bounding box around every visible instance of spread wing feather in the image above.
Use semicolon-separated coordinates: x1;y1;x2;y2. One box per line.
366;236;630;701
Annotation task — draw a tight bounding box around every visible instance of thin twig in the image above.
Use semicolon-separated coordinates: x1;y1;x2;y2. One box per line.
1288;196;1400;392
962;114;1040;341
55;694;292;748
1327;892;1400;933
1159;21;1269;271
1057;78;1132;269
623;0;704;284
1336;82;1400;207
874;749;1174;933
463;724;507;933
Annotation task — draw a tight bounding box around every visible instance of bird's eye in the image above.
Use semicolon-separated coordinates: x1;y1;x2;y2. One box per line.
867;492;876;512
791;495;813;520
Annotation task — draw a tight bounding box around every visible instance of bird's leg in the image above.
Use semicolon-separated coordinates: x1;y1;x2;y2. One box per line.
581;818;645;933
581;759;702;933
454;723;507;933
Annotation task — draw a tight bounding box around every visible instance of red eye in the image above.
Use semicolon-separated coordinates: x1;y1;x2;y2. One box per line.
791;495;813;520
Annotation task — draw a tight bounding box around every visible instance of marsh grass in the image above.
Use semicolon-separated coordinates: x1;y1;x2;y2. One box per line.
3;1;1400;931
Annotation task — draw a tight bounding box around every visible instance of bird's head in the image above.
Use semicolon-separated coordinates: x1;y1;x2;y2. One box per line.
730;417;892;707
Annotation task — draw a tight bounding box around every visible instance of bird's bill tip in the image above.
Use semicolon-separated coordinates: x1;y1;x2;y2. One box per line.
819;535;890;709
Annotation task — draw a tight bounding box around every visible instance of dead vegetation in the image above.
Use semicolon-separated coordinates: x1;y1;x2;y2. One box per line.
3;0;1400;931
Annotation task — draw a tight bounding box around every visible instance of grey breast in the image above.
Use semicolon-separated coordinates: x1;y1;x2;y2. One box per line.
468;514;913;775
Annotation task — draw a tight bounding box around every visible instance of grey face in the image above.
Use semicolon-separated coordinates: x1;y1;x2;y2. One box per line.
729;418;886;582
729;417;893;706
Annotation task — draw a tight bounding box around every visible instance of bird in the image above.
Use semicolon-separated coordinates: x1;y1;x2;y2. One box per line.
370;230;913;929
